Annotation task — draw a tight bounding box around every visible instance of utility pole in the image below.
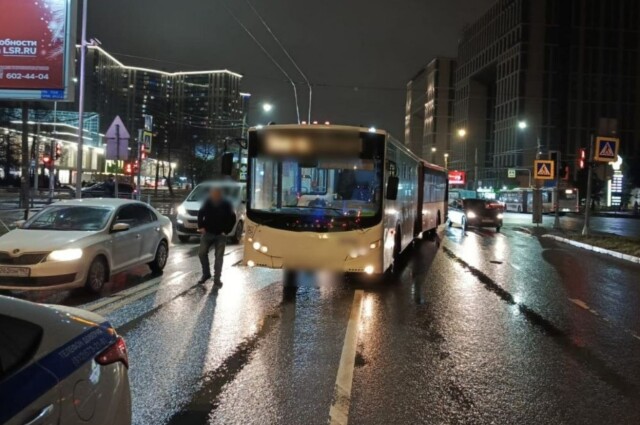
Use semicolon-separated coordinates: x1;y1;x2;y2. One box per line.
33;123;41;202
551;150;561;230
582;135;595;236
136;130;143;200
75;0;88;199
20;103;30;219
49;102;58;203
474;146;479;190
114;124;120;199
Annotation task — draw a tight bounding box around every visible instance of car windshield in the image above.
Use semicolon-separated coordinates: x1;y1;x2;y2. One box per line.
24;206;113;231
187;185;241;202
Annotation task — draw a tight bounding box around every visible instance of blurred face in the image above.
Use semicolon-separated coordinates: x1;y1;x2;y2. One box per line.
210;188;222;203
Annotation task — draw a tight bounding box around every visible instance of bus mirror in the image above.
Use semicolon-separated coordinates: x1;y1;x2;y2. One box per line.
386;176;399;200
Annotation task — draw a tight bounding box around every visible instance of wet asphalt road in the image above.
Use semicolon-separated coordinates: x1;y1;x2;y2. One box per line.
6;213;640;424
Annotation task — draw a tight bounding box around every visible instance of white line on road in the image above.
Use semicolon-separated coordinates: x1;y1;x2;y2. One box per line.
568;298;640;343
329;290;364;425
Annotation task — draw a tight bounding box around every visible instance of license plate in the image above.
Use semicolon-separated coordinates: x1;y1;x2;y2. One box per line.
0;266;30;277
185;221;197;229
482;219;493;223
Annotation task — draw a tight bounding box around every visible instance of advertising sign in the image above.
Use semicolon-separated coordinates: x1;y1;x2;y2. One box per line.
0;0;76;101
448;170;466;185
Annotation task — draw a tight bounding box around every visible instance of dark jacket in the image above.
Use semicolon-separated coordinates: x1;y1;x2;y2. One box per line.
198;198;236;235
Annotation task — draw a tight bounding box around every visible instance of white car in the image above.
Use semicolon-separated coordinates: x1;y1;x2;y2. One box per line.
0;295;131;425
176;181;246;243
0;199;172;293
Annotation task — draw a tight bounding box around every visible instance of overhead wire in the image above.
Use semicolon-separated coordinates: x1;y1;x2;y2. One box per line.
246;0;312;123
218;0;301;123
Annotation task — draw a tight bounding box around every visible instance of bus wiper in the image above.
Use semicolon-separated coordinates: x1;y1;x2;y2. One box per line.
292;206;345;216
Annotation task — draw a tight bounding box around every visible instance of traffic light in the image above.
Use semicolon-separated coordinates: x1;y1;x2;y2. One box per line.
55;143;62;160
579;148;586;169
125;162;133;175
140;144;147;160
43;155;51;167
133;160;140;174
561;162;570;181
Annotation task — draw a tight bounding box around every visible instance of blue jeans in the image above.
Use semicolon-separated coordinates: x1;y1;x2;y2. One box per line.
198;233;226;280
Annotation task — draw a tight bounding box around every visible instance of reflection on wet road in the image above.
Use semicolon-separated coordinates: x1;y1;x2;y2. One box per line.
5;214;640;424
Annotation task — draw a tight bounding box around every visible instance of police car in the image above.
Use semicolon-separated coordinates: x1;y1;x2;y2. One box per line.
0;296;131;425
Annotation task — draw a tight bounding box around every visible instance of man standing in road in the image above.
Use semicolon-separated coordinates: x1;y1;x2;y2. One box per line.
197;188;236;286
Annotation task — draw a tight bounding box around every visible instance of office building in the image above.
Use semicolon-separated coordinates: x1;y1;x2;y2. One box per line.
452;0;640;188
404;58;456;166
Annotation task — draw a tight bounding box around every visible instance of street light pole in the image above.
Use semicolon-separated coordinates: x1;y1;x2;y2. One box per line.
75;0;88;199
582;135;595;236
549;150;561;229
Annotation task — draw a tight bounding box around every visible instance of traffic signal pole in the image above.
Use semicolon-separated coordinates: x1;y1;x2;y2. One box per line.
582;135;595;236
552;150;561;230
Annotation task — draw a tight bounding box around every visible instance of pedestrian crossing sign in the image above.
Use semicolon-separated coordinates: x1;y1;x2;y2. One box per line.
594;137;619;162
534;160;555;180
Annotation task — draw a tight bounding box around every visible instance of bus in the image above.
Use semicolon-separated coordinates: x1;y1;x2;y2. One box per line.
243;124;447;275
498;187;579;213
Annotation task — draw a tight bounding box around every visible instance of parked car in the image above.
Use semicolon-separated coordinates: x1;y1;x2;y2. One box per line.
448;198;504;232
0;295;131;425
0;199;172;293
81;182;136;199
176;180;246;243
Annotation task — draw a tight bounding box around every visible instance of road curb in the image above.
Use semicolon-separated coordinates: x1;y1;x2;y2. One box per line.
541;234;640;265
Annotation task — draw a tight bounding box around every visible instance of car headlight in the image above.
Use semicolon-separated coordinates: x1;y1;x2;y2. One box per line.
177;205;187;216
467;211;477;219
497;213;504;219
48;249;83;262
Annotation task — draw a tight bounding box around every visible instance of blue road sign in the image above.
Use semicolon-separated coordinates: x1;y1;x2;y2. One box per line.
594;137;619;162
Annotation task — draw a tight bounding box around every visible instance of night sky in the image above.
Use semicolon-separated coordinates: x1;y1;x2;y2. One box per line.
88;0;495;137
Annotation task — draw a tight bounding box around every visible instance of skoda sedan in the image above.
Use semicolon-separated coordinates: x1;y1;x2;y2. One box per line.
0;199;172;293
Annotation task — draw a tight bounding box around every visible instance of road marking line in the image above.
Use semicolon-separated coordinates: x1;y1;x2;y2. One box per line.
568;298;640;343
86;272;190;313
329;290;364;425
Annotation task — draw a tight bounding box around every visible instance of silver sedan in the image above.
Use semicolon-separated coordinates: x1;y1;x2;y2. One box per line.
0;199;173;293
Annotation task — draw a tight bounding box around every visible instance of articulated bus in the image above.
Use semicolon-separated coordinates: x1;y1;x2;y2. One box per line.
243;124;447;275
498;187;579;213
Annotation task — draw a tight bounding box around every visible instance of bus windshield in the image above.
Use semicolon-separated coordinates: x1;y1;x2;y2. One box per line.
248;129;384;231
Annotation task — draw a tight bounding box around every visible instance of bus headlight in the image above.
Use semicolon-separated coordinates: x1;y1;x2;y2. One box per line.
349;250;359;259
260;246;269;253
364;265;375;275
247;260;256;267
369;241;381;249
253;242;261;250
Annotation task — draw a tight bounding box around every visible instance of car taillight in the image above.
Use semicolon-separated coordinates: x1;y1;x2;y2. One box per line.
96;336;129;369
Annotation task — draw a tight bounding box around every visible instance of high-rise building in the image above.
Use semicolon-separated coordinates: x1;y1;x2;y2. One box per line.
404;58;456;166
84;46;246;170
452;0;640;188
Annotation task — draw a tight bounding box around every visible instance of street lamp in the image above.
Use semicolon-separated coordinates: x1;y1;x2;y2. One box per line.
518;120;528;130
262;103;274;113
444;153;449;169
457;128;467;138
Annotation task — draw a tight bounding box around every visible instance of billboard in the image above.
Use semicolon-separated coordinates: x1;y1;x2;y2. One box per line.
0;0;76;101
448;170;466;185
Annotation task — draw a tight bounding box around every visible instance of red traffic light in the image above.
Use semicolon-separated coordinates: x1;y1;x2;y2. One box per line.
579;148;586;169
125;163;133;175
140;145;148;160
43;155;51;164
